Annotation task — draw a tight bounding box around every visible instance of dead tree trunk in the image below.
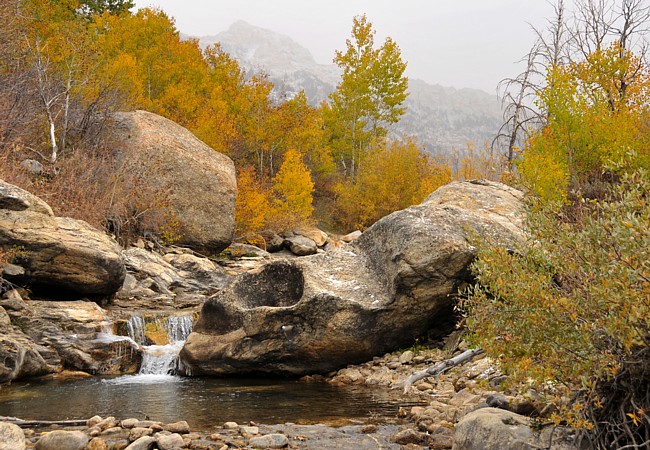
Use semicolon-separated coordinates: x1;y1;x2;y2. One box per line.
394;347;484;394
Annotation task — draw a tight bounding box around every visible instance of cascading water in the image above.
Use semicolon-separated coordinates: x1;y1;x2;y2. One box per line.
125;314;194;376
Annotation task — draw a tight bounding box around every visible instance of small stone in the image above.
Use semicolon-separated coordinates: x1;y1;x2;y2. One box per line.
87;437;108;450
87;415;104;428
361;424;377;434
417;382;434;391
124;436;156;450
340;230;362;242
0;422;26;450
2;263;25;277
163;420;190;434
129;427;153;442
120;418;139;429
486;393;511;409
101;426;123;436
132;420;162;429
410;406;426;418
399;350;414;364
35;430;89;450
155;432;185;450
249;433;289;449
390;429;426;445
88;427;102;437
387;361;402;370
223;422;239;430
208;433;223;441
239;425;259;435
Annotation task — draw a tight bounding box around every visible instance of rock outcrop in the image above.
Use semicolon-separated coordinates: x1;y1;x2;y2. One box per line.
0;291;144;383
110;110;237;253
0;180;125;296
181;180;525;376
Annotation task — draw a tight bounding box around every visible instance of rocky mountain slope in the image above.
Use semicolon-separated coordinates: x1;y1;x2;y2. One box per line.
195;21;504;155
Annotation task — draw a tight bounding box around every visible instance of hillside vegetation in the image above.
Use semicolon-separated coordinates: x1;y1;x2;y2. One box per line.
0;0;503;242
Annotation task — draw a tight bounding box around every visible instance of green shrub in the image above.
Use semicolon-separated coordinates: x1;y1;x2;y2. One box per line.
462;169;649;447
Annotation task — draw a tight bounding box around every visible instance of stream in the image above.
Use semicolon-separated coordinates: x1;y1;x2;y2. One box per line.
0;312;425;430
0;375;421;430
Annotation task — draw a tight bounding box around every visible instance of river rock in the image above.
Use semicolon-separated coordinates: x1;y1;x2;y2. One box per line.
284;235;318;256
0;333;52;383
155;432;185;450
110;110;237;253
249;433;289;449
294;228;329;247
181;181;525;376
163;421;190;434
0;422;25;450
340;230;362;243
35;430;89;450
0;181;125;296
125;436;156;450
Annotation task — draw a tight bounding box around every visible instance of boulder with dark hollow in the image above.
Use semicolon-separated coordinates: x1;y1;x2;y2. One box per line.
181;180;525;375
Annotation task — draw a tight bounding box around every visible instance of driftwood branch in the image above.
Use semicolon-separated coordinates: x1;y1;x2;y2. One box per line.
0;416;88;427
395;347;484;394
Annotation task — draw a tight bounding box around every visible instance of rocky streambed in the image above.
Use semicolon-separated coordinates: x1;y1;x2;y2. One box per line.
0;343;581;449
1;173;583;449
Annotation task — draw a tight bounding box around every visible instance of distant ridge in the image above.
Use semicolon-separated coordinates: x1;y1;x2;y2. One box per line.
195;21;503;154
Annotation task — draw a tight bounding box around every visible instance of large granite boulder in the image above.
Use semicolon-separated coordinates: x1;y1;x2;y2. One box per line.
0;181;125;296
110;111;237;253
180;180;525;375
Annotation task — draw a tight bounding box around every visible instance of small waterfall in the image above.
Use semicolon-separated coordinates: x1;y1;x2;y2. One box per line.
125;314;194;376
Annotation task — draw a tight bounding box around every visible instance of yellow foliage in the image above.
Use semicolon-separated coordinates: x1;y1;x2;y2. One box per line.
522;43;650;202
334;139;451;230
271;149;315;230
235;166;272;239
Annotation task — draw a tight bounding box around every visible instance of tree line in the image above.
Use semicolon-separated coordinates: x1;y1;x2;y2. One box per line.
2;0;495;242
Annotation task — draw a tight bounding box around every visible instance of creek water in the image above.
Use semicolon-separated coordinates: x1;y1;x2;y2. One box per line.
0;376;423;430
0;312;425;430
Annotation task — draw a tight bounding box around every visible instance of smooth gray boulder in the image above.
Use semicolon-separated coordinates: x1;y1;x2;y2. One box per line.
0;179;53;215
181;180;525;375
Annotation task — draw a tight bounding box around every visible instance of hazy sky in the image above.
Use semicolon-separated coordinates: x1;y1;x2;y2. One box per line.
133;0;560;94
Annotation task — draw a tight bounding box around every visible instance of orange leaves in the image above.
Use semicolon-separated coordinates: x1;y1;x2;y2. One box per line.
235;150;315;239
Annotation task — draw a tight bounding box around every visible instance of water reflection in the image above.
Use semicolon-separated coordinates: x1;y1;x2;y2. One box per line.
0;376;424;430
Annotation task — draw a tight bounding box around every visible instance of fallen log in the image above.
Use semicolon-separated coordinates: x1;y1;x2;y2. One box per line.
0;415;88;427
394;347;484;394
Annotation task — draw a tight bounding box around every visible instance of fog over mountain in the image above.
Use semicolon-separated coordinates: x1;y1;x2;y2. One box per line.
196;21;503;155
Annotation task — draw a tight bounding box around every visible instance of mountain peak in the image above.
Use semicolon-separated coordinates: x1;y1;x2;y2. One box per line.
206;21;319;70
